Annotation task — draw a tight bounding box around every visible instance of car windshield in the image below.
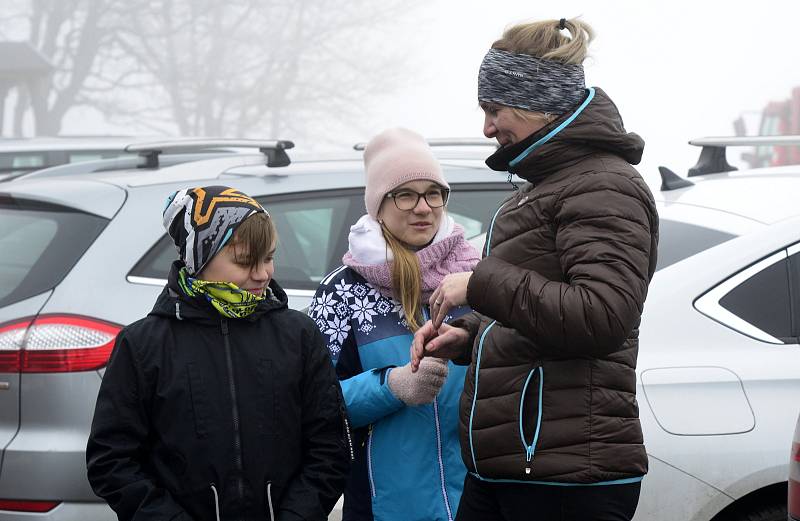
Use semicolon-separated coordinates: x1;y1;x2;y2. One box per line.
0;198;108;307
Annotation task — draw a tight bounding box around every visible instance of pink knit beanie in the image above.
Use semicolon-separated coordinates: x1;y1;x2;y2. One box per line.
363;127;449;219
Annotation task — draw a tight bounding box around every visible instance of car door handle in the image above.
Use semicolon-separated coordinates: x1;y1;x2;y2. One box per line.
0;382;9;390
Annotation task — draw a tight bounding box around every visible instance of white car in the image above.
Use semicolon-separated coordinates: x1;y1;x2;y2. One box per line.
633;137;800;521
466;136;800;521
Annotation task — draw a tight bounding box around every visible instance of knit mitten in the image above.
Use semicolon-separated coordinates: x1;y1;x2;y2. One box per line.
387;358;448;405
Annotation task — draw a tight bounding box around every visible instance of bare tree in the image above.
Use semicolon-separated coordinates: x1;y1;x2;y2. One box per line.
0;0;121;135
1;0;422;140
89;0;420;141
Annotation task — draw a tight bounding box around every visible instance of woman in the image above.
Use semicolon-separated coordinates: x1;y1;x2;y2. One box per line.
87;186;350;521
309;127;481;521
411;18;659;521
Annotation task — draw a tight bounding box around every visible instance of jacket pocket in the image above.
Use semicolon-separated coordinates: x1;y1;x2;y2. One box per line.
519;366;544;475
257;359;276;437
187;363;209;438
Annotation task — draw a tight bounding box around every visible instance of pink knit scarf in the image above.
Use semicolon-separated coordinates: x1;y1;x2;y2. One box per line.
342;218;480;301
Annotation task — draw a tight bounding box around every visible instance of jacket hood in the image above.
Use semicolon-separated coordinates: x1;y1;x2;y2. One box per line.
148;260;289;323
486;87;644;182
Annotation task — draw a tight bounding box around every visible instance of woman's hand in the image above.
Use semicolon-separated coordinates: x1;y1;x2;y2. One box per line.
410;321;471;372
429;271;472;330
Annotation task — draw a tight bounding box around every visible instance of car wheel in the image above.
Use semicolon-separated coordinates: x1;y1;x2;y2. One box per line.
728;503;786;521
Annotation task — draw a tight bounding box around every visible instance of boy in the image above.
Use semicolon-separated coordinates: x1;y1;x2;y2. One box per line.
87;186;351;521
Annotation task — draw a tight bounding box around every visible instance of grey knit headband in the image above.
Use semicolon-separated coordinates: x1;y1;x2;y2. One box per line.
478;48;585;114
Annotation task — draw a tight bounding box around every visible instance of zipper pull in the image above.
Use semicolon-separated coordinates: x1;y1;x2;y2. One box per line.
363;423;373;447
525;446;533;475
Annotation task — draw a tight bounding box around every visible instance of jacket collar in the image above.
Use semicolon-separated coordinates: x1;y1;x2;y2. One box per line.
148;260;289;324
485;87;644;183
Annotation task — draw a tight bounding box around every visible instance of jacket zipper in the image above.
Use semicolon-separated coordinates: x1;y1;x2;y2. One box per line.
342;404;354;462
366;424;376;497
433;398;454;521
485;202;507;257
423;303;454;520
468;320;496;477
221;319;245;500
518;366;544;475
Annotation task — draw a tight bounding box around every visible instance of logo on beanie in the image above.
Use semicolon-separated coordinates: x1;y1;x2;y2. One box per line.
502;69;526;79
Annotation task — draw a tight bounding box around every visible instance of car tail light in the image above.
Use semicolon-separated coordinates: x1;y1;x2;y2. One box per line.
0;499;60;512
791;442;800;520
0;315;121;373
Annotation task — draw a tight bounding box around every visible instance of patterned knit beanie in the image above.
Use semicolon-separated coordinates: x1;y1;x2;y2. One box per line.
363;127;449;219
162;185;267;275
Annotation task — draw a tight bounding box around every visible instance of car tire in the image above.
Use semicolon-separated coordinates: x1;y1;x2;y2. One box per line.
729;503;787;521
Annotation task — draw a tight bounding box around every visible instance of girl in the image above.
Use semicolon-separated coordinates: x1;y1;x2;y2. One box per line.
309;128;480;521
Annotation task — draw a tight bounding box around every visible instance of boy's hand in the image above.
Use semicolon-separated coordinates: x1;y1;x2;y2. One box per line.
387;358;448;405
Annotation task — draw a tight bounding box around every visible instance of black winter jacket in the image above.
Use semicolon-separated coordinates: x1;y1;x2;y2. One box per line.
87;262;351;521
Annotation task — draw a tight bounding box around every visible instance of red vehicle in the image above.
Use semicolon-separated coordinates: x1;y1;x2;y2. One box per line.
736;87;800;168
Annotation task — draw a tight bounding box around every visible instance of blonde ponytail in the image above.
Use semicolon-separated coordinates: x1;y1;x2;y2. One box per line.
381;225;423;332
492;18;594;65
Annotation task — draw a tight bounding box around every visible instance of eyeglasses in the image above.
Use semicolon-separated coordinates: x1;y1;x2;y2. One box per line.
385;187;450;211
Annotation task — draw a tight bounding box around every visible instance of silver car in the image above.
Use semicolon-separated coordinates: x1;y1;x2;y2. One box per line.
0;136;798;520
0;138;509;520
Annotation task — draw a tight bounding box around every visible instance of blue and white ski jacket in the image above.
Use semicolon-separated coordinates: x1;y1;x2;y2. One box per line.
309;266;468;521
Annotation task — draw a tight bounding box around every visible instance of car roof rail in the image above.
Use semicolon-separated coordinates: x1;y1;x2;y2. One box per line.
9;152;238;181
658;166;694;191
352;137;497;151
126;139;295;168
687;135;800;177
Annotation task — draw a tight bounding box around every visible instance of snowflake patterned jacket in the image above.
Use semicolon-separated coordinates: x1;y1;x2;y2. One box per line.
309;265;472;521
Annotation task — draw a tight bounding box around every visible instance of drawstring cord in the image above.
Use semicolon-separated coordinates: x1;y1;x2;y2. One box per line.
210;484;220;521
267;482;275;521
507;172;519;191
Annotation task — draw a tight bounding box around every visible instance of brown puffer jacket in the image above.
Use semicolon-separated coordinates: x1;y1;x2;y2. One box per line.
453;87;658;484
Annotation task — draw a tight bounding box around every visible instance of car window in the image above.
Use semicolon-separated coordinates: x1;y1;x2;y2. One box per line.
267;194;357;289
657;219;737;271
0;153;46;173
719;253;795;343
0;199;108;307
447;187;510;239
